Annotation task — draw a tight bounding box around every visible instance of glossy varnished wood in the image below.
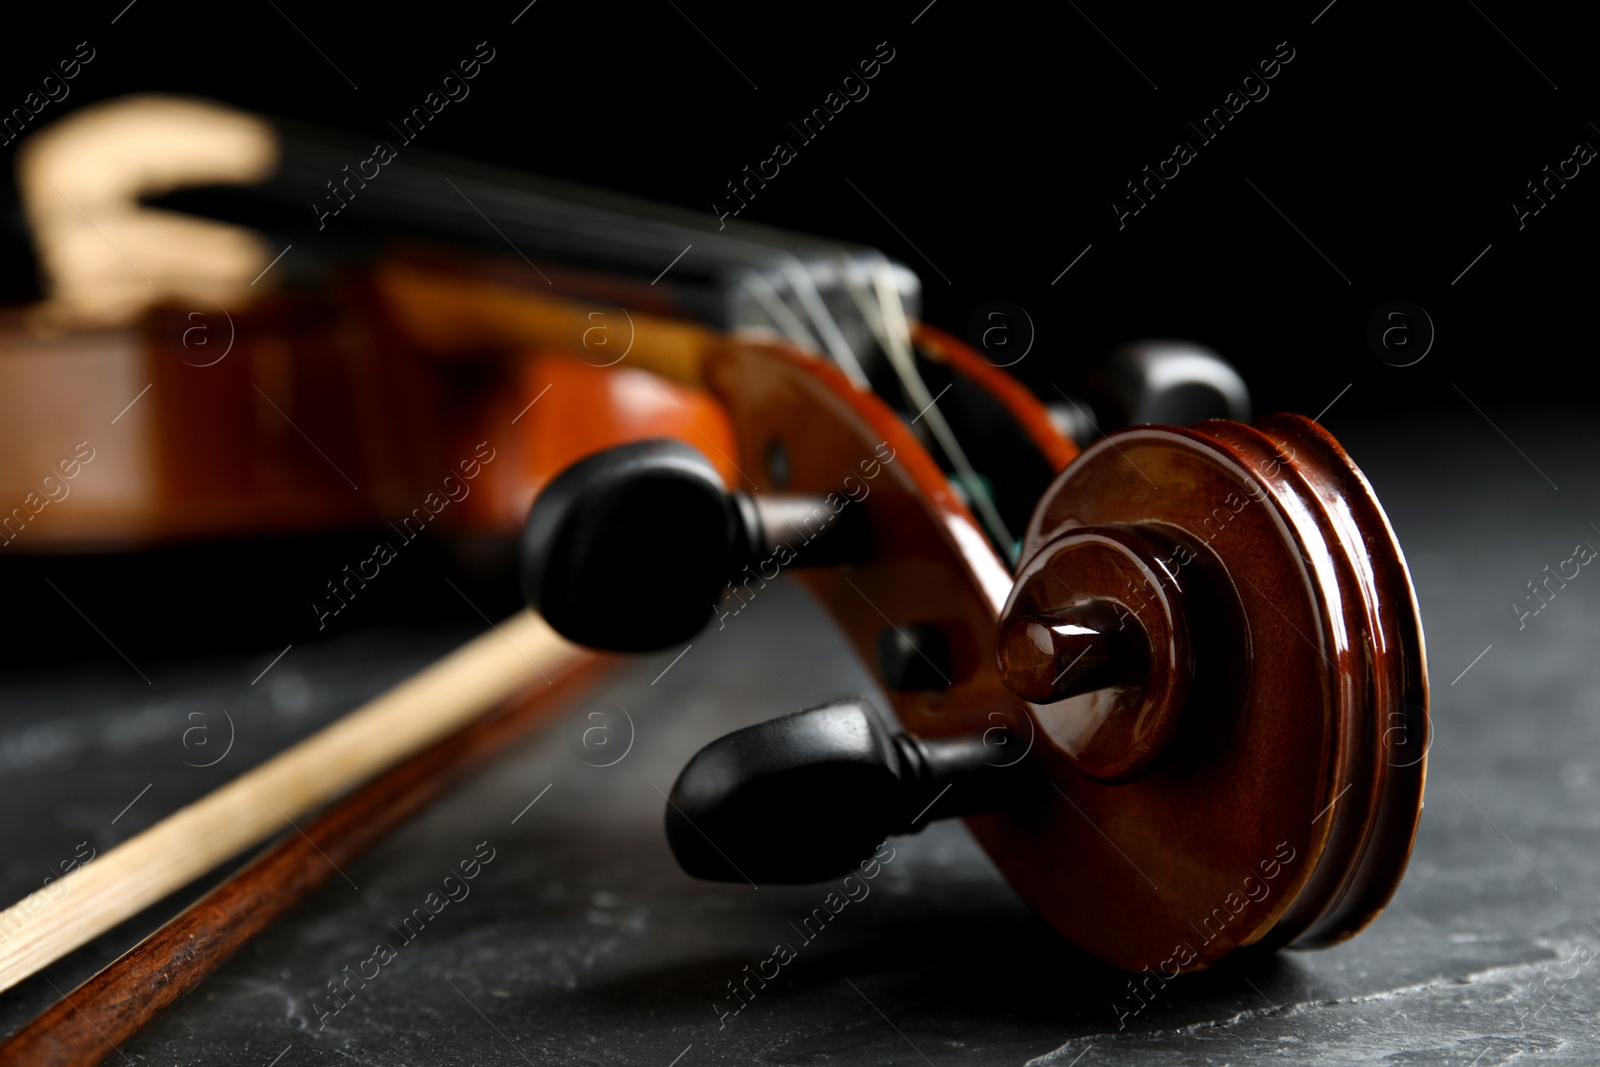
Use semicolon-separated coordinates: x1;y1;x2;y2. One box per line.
705;335;1426;973
1002;417;1427;968
704;338;1033;758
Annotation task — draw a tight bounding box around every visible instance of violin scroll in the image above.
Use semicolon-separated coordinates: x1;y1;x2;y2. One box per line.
985;413;1428;966
519;336;1428;975
994;524;1194;783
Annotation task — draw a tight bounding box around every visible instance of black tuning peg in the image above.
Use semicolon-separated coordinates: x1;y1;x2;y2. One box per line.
665;699;1047;884
520;439;870;652
1049;340;1252;446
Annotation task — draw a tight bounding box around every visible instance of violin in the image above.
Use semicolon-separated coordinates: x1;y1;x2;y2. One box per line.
520;331;1428;974
0;92;1427;1063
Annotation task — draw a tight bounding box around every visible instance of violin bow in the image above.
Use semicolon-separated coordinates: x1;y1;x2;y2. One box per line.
0;632;606;1067
0;614;587;991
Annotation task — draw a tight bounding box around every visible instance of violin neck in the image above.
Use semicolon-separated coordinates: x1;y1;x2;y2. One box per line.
147;118;920;367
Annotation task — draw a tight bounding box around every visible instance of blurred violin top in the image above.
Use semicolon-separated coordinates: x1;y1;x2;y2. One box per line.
0;92;924;553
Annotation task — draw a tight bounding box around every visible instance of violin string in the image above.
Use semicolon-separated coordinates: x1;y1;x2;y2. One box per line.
600;197;868;387
859;254;1015;554
657;204;865;384
834;252;1013;550
564;192;836;367
777;257;872;388
575;195;990;541
740;270;825;355
831;252;893;365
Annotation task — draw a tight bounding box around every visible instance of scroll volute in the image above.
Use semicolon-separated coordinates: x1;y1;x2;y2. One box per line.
658;320;1426;971
990;415;1428;967
700;325;1428;970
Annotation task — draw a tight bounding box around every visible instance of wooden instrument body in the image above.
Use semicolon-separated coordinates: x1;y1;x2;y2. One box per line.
2;261;1429;973
0;253;738;552
0;84;1427;979
701;334;1427;972
0;92;1433;1067
0;227;1430;976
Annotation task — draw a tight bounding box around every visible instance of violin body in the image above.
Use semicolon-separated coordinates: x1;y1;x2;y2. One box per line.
0;93;1429;1064
0;252;737;553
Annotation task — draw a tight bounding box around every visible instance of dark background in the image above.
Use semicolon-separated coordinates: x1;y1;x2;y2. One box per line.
4;0;1592;661
4;6;1600;1063
1;0;1591;419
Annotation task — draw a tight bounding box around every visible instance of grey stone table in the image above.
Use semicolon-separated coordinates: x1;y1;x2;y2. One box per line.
2;410;1598;1065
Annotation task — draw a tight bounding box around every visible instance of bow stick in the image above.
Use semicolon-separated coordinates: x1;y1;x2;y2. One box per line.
0;611;584;996
0;635;603;1067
